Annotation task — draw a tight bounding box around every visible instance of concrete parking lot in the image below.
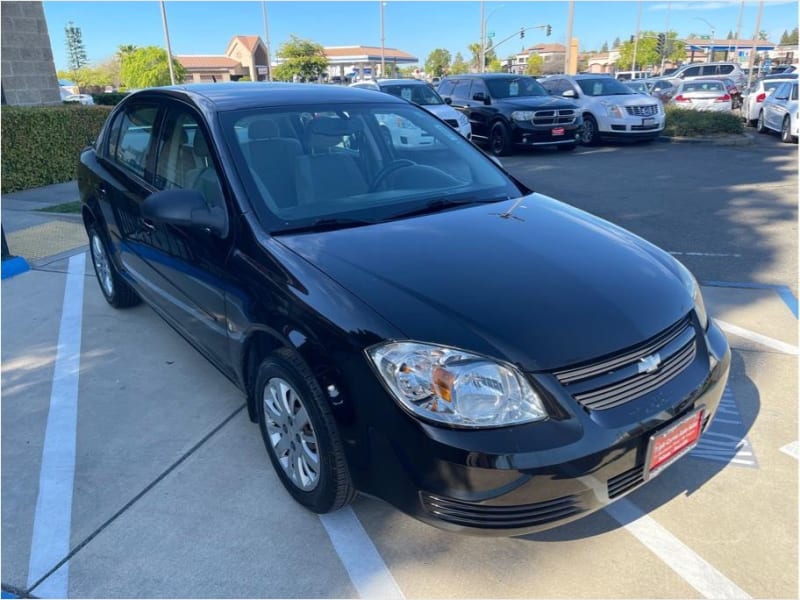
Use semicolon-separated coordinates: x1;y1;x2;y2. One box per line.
2;136;797;598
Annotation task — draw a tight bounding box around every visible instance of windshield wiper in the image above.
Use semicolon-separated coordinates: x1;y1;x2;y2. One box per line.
275;216;377;235
384;197;509;221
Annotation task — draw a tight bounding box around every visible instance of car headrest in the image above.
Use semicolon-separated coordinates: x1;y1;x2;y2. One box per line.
249;119;280;140
308;116;360;137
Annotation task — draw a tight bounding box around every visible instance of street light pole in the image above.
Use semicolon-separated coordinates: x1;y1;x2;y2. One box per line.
632;0;642;72
660;1;671;74
262;1;272;81
694;17;716;62
733;0;745;61
159;0;176;85
380;1;386;77
564;0;574;74
480;0;486;74
746;0;764;91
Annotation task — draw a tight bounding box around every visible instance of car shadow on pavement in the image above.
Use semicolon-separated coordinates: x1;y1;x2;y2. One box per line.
524;350;759;542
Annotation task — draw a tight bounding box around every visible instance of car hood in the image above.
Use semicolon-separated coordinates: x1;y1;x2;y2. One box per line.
495;96;577;110
590;94;659;106
422;103;464;121
275;194;693;372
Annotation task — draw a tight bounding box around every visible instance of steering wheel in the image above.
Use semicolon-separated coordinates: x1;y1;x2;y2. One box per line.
370;159;417;192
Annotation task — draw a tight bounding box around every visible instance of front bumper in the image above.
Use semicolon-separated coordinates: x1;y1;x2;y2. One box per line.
596;112;665;139
510;121;581;147
354;319;730;536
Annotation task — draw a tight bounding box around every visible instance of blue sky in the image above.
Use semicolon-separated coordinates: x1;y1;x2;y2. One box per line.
44;0;798;71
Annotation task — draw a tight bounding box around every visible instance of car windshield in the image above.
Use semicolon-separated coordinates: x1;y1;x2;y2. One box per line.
576;78;636;96
764;80;788;93
220;102;521;233
485;77;548;98
381;83;443;106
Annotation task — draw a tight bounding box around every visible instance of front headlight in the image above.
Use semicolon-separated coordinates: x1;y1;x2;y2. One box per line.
367;341;547;428
511;111;536;122
676;262;708;330
601;102;625;118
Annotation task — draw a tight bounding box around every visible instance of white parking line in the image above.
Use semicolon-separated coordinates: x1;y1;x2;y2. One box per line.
716;320;799;355
27;253;86;597
319;507;404;599
780;441;799;460
605;498;751;599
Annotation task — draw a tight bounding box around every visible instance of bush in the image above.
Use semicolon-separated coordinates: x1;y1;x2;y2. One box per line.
92;92;128;106
664;106;744;137
1;105;112;193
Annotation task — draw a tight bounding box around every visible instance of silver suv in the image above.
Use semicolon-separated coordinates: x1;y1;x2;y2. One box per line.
669;62;746;89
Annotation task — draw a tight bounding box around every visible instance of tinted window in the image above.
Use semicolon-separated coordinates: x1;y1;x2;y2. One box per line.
114;105;158;179
719;65;734;75
575;78;635;96
792;83;798;101
453;80;472;99
682;81;725;93
471;78;489;98
485;77;547;98
437;79;455;96
381;83;443;105
682;66;702;78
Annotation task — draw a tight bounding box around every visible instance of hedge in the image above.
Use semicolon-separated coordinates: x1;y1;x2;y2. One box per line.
663;106;744;137
92;92;128;106
1;105;112;193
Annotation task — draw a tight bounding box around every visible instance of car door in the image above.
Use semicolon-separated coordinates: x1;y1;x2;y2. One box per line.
144;102;238;375
466;78;493;139
96;101;164;305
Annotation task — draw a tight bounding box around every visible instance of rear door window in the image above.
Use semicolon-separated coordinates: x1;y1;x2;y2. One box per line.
682;66;701;78
113;105;159;180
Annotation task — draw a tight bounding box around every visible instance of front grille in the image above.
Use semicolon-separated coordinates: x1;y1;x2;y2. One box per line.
607;465;645;498
625;104;659;117
420;492;583;529
553;314;697;411
444;119;459;128
532;109;577;126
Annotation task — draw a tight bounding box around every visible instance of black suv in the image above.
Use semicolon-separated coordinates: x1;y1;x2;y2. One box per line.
437;74;582;155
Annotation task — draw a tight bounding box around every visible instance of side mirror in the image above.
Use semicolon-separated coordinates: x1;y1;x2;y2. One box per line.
473;92;490;104
142;189;227;236
562;89;577;98
444;96;452;105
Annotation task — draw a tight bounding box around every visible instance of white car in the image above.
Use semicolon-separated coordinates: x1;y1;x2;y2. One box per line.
670;79;732;112
540;74;664;145
757;80;798;143
63;93;95;106
742;74;798;126
350;79;472;139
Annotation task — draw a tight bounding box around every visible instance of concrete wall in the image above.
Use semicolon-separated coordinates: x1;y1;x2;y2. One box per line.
1;1;61;105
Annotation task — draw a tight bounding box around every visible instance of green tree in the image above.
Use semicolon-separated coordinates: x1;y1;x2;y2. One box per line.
425;48;451;78
272;35;328;82
398;65;417;78
525;54;544;75
780;30;790;44
601;41;609;53
787;28;799;45
615;31;684;70
727;30;735;40
612;37;621;48
450;52;469;74
120;46;185;88
486;58;503;73
468;40;496;71
64;21;88;73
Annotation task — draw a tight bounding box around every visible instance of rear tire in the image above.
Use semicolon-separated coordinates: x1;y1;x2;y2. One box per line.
780;116;795;143
756;111;768;133
256;349;356;513
87;225;140;309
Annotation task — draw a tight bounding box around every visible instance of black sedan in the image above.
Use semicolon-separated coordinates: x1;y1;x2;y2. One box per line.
78;83;730;536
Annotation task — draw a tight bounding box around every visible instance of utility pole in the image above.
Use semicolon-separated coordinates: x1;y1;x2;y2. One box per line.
262;1;272;81
380;1;386;76
660;1;671;75
632;0;642;72
733;0;745;62
480;0;486;74
160;0;176;85
563;0;574;74
746;0;764;91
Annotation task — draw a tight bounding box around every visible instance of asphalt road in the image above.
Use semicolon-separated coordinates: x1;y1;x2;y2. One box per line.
2;135;798;599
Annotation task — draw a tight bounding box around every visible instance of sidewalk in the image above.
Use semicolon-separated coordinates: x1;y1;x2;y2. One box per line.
1;181;87;267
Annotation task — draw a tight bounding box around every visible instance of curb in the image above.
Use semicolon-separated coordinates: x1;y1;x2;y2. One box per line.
1;256;31;280
658;133;754;146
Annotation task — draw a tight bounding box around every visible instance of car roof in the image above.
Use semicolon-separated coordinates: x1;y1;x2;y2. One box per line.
375;78;428;86
678;79;727;85
126;82;406;111
763;73;798;80
442;73;534;79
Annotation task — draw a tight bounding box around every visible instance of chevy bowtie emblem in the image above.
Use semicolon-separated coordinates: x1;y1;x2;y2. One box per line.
638;353;662;374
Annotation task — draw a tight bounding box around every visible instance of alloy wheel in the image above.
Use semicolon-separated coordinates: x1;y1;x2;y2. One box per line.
263;377;320;491
781;117;792;143
91;233;114;298
581;119;596;144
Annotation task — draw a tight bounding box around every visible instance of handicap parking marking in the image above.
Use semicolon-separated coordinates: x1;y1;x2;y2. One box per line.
690;385;757;468
703;280;798;319
780;441;799;460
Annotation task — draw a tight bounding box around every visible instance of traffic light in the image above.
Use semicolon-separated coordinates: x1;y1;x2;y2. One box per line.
546;24;552;36
656;33;666;56
520;27;525;39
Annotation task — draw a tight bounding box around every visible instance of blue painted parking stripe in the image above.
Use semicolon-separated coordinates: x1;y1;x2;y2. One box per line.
26;253;85;597
2;591;20;599
691;385;757;468
702;280;798;319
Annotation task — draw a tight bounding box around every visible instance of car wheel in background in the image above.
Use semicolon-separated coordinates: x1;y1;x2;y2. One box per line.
87;225;141;308
780;116;795;143
489;121;512;156
256;349;356;513
580;115;599;146
756;111;768;133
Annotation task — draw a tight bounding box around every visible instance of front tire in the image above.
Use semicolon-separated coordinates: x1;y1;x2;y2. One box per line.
489;122;512;156
756;111;768;133
580;115;599;146
781;116;795;143
87;225;140;308
256;350;355;513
